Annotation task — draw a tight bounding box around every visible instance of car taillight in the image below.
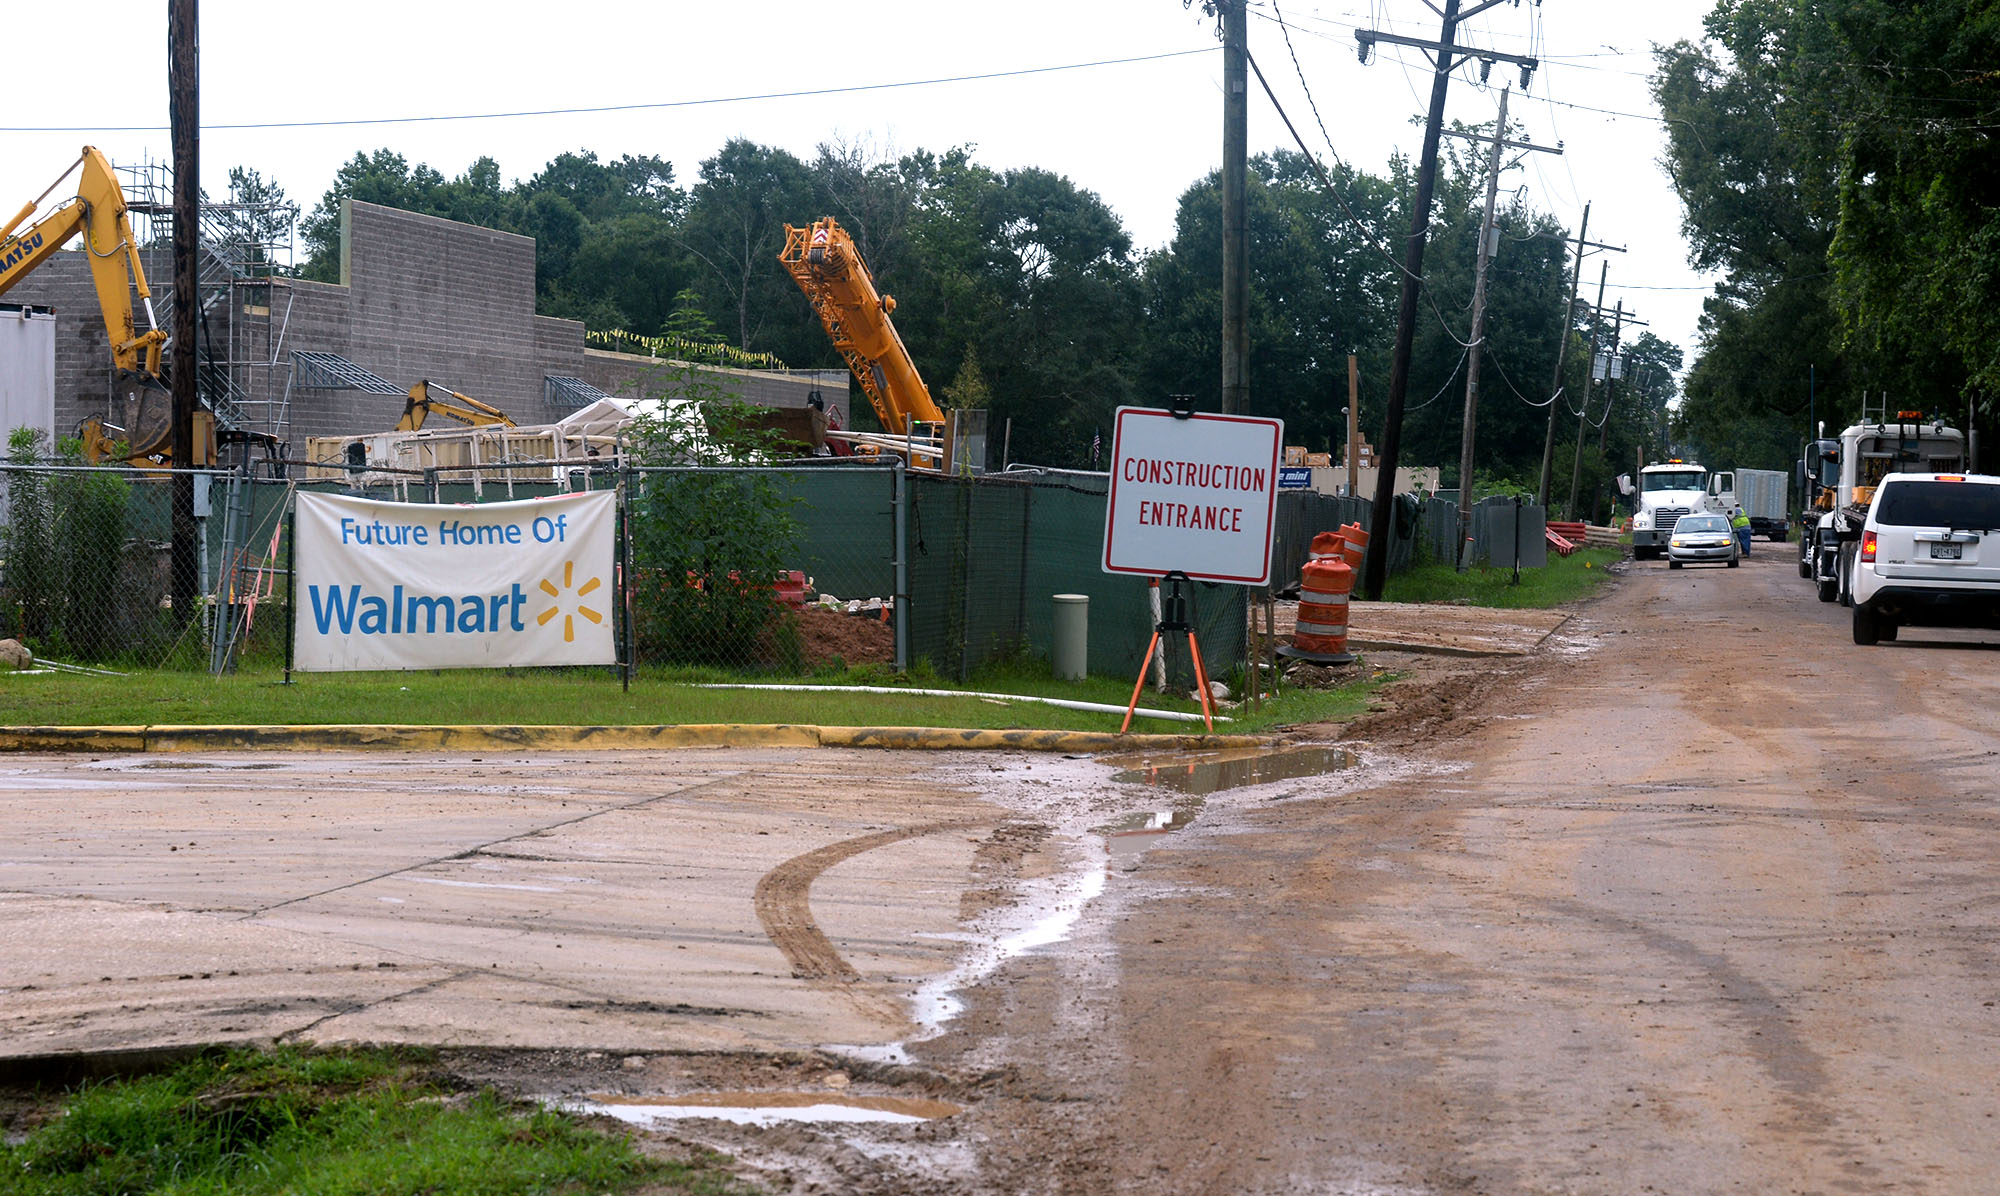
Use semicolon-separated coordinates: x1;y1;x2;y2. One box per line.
1861;530;1878;562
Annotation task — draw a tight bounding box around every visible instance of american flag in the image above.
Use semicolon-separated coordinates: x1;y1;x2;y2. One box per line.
1091;429;1101;467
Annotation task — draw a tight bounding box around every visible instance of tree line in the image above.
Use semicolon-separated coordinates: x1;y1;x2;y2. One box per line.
1655;0;1999;469
265;127;1679;513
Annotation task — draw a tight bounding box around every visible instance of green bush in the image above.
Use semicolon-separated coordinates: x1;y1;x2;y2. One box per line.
624;364;803;670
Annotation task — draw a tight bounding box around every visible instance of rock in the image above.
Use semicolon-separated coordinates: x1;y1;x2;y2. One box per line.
0;639;30;670
621;1055;647;1072
1205;680;1231;702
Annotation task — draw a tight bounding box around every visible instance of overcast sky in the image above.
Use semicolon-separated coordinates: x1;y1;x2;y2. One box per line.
5;0;1721;386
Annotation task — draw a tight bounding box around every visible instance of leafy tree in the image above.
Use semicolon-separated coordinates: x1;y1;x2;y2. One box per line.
624;364;802;669
1654;3;1997;444
679;140;819;356
203;167;295;276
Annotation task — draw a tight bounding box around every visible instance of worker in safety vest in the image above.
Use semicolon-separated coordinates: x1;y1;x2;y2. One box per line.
1730;506;1752;557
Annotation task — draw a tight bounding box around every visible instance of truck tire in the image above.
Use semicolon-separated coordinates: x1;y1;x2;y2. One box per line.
1668;559;1682;569
1727;557;1740;568
1853;603;1881;645
1817;574;1838;603
1798;550;1811;579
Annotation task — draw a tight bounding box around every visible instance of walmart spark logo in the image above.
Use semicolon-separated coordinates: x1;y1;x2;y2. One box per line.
535;560;604;643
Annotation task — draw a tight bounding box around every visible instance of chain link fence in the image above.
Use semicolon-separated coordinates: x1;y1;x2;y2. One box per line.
10;455;1482;685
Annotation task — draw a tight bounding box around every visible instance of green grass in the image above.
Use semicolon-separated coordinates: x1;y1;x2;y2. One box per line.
0;656;1376;736
0;1046;746;1196
1381;545;1622;608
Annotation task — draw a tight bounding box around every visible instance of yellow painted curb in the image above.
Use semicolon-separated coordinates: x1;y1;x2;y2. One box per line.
0;724;1274;754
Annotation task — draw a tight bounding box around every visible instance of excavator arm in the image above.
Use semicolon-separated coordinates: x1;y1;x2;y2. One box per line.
397;380;516;432
2;146;179;465
0;146;167;379
779;217;944;438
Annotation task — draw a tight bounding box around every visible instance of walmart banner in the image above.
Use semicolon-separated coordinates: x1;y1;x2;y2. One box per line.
293;491;617;672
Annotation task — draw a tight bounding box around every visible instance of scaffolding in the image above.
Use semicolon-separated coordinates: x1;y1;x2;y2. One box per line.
118;155;301;456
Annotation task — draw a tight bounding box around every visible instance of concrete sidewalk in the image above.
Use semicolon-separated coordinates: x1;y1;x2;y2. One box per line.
0;748;1038;1067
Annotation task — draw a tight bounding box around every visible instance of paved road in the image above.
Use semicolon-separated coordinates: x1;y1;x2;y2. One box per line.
0;749;1013;1060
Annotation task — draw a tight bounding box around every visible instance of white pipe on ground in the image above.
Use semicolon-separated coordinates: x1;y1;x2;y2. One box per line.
691;683;1228;724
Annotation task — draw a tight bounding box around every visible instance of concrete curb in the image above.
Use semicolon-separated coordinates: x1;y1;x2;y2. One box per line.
0;724;1275;754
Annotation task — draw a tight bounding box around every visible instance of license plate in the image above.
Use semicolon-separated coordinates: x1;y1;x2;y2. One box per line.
1932;542;1963;560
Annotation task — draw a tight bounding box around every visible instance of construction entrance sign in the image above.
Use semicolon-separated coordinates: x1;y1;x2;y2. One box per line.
292;490;618;671
1101;406;1284;586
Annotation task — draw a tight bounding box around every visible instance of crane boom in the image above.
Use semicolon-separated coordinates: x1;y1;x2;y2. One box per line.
778;217;944;437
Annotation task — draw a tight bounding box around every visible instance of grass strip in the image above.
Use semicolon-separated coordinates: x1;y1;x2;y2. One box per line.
1381;545;1621;608
0;1046;746;1196
0;660;1376;737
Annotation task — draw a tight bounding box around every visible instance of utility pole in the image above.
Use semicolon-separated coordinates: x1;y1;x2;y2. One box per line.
1220;0;1248;415
1567;261;1609;520
1355;0;1537;600
169;0;199;627
1449;86;1556;566
1537;205;1624;507
1593;302;1626;524
1346;353;1360;496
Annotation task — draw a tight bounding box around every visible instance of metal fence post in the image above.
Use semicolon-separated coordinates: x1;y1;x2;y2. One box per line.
892;459;908;672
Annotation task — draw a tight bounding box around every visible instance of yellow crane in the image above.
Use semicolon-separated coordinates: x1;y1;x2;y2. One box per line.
779;217;945;452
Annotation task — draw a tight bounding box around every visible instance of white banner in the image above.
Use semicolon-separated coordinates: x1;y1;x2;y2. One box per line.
293;491;618;672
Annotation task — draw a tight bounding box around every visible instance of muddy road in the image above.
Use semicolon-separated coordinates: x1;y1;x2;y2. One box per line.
892;549;2000;1193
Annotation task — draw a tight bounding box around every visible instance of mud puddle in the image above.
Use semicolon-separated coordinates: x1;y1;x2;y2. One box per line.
1111;745;1355;794
571;1091;960;1127
1098;807;1202;862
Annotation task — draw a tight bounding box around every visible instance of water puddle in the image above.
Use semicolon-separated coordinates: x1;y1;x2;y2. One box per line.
1111;745;1356;795
1098;808;1201;862
571;1091;960;1127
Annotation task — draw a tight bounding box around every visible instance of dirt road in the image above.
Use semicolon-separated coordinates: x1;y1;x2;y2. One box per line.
889;548;2000;1193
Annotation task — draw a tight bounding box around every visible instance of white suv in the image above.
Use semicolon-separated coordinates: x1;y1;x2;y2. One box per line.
1850;473;2000;644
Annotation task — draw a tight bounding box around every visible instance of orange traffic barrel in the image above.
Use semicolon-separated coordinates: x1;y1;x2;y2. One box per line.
1279;551;1356;665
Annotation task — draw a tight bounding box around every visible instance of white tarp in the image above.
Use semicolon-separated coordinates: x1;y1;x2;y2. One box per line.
293;490;617;672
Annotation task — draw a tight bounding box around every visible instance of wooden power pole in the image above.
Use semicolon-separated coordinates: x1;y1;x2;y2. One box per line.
1537;205;1624;508
1221;0;1248;415
169;0;200;626
1447;86;1555;563
1355;0;1537;599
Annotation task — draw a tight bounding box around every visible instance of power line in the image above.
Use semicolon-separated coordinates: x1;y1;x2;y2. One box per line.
0;47;1218;133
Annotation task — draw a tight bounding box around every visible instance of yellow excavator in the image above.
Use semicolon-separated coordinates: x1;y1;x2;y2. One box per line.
395;380;516;432
0;146;179;464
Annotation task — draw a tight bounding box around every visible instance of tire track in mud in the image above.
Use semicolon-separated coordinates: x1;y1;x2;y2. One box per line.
754;821;987;987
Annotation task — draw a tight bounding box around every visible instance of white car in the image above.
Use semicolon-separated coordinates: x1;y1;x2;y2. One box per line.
1850;473;2000;644
1666;512;1740;569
